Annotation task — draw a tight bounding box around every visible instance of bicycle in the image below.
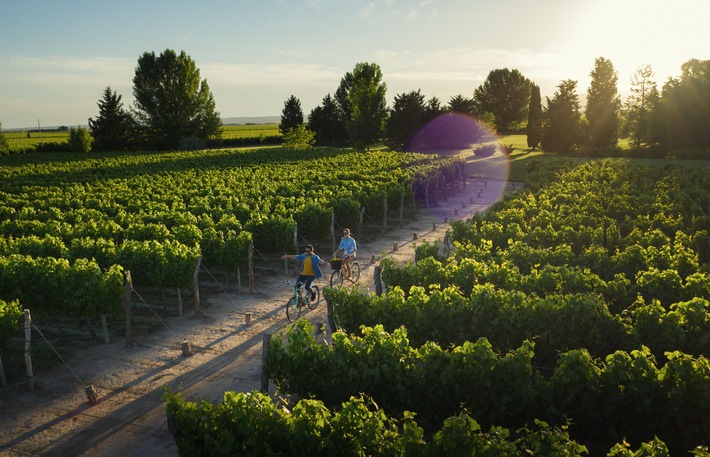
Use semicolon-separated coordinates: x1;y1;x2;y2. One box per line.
329;255;360;287
285;280;320;322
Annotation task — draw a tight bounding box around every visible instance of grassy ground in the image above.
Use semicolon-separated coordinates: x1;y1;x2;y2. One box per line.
462;134;710;183
5;130;70;150
221;123;280;140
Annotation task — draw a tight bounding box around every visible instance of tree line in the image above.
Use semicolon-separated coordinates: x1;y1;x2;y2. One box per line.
1;50;707;154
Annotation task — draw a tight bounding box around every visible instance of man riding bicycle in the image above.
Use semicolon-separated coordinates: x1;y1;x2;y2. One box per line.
336;228;357;278
281;245;326;301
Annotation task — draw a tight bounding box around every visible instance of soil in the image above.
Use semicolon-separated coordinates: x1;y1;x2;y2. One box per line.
0;173;516;457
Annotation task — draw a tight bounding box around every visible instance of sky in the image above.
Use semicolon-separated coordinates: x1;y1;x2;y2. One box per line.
0;0;708;130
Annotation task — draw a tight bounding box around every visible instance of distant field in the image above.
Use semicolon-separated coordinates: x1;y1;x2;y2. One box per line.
5;130;70;149
3;124;280;151
221;123;281;140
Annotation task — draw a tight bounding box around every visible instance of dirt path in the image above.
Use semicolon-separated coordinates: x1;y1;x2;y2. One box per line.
0;175;516;457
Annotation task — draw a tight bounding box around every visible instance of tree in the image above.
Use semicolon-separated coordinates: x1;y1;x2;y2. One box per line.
282;124;316;149
335;62;388;150
447;94;475;115
585;57;621;147
542;80;582;153
625;65;659;149
308;94;347;146
655;59;710;151
0;122;9;154
527;84;543;149
473;68;533;132
132;49;222;150
68;126;93;152
423;96;445;124
279;95;303;135
386;90;426;151
88;87;136;151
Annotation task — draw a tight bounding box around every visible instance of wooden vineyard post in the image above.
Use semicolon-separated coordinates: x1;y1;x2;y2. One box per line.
411;183;417;221
382;196;387;233
374;265;383;296
399;188;405;228
124;271;133;348
325;293;337;333
177;288;183;317
357;207;365;241
330;213;336;253
293;223;298;254
193;256;202;318
248;241;255;294
260;333;271;393
0;353;6;387
24;309;34;390
101;315;109;344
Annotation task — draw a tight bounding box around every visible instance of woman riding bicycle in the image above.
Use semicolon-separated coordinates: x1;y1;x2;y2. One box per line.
336;228;357;278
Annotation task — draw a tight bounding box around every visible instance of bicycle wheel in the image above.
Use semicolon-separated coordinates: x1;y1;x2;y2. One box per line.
286;296;301;322
330;269;343;288
348;261;361;283
308;285;320;310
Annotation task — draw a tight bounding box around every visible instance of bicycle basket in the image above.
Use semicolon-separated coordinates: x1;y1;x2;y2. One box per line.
330;258;342;270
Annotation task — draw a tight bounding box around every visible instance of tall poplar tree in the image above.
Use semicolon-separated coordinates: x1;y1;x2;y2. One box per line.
585;57;620;147
527;84;543;149
625;65;659;149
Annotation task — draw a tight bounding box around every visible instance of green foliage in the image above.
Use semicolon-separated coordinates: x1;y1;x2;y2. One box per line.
0;255;123;317
88;87;136;151
473;68;534;132
165;388;589;457
543;80;582;153
527;84;543;149
0;298;22;350
132;49;222;150
68;126;93;153
585;57;621;148
337;62;388;150
307;94;348;146
385;90;426;151
0;122;9;155
281;124;315;149
279;95;304;135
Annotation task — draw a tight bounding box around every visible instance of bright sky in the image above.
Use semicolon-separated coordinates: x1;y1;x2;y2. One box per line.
1;0;708;129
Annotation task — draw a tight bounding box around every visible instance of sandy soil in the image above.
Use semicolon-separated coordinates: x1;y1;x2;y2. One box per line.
0;173;516;457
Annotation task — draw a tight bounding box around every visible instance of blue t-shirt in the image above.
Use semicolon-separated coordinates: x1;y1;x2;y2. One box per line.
338;237;357;256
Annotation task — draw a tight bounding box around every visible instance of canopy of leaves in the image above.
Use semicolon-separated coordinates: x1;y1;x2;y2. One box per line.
542;79;582;153
308;94;348;146
336;62;388;150
656;58;710;152
88;87;136;151
473;68;533;132
386;90;426;151
279;95;303;135
132;49;222;150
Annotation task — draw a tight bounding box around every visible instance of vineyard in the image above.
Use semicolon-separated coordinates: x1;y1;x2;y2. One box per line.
0;146;463;351
167;159;710;455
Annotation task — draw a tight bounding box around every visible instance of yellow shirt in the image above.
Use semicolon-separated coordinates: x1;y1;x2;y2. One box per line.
301;254;315;276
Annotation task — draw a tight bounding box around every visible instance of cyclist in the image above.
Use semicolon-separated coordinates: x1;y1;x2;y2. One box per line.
336;228;357;279
281;244;326;301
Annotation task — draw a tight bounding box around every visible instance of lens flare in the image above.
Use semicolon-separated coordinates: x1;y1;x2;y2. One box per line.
407;112;512;219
